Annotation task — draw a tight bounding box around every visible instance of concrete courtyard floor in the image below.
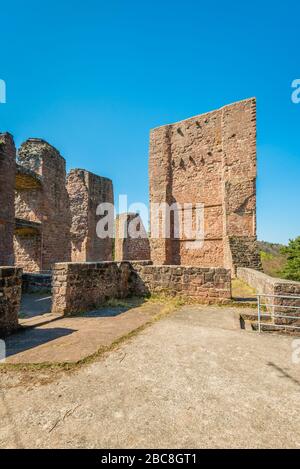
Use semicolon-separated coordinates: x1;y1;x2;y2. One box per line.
6;299;162;363
0;303;300;448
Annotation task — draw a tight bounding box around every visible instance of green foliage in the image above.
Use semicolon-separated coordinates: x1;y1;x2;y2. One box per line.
258;242;287;278
280;236;300;281
260;250;273;261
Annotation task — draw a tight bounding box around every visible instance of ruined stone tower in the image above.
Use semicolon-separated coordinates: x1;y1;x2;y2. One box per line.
15;139;71;271
149;98;261;273
67;169;114;262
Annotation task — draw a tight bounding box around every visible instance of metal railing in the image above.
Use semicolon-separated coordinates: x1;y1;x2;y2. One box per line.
257;294;300;333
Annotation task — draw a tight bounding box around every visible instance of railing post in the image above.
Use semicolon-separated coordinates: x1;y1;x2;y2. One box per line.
258;295;261;333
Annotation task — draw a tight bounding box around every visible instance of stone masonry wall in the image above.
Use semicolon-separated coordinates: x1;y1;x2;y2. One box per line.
0;267;22;336
51;261;231;315
67;169;114;262
15;139;71;271
52;262;131;314
237;267;300;325
149;98;261;273
22;272;52;293
228;236;262;273
14;234;41;273
129;262;231;303
115;213;151;261
0;133;16;266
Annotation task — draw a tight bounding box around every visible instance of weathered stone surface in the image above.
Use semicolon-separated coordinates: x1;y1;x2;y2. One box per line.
51;261;130;314
0;266;22;336
115;213;150;261
67;169;114;262
237;267;300;325
15;163;42;190
2;304;300;448
22;272;52;293
149;98;262;273
227;236;262;274
129;263;231;302
51;261;231;315
0;133;16;266
13;142;114;271
15;139;71;271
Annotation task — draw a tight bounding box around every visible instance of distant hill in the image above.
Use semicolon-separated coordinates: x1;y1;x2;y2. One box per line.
257;240;287;278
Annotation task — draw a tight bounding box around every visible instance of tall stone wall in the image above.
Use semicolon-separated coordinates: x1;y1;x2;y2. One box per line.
0;133;16;266
14;163;43;272
149;98;261;273
51;261;231;315
15;139;71;271
115;213;151;261
67;169;114;262
14;234;41;272
0;267;22;336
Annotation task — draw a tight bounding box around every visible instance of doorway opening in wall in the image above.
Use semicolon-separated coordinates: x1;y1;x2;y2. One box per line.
19;271;52;322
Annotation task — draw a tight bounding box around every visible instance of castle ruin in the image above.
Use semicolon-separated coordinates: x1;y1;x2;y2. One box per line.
0;135;114;272
1;98;273;334
1;99;262;274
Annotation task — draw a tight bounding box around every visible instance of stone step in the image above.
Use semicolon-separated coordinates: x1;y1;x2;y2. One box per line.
251;321;300;335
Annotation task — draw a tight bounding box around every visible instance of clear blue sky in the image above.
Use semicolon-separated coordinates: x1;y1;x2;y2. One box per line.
1;0;299;244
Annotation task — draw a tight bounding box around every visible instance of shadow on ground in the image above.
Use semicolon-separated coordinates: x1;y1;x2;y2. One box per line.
6;297;153;363
5;327;76;357
72;298;147;318
19;293;52;319
267;362;300;388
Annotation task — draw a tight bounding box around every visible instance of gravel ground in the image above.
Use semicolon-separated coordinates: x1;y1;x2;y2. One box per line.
1;305;300;449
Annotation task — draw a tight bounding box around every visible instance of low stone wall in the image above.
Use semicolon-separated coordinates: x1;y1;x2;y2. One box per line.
52;261;231;315
22;272;52;293
0;267;22;336
129;262;231;302
237;267;300;324
51;262;132;315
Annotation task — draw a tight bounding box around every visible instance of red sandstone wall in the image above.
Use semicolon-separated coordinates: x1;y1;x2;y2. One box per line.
67;169;114;262
237;267;300;326
66;170;89;262
0;133;16;266
0;266;22;335
115;213;151;261
88;172;114;261
129;263;231;303
14;181;44;272
13;235;41;272
149;98;261;272
51;261;231;315
15;139;71;271
222;100;259;271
